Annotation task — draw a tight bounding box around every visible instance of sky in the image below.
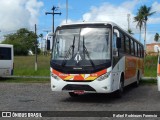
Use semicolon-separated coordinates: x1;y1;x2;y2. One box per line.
0;0;160;44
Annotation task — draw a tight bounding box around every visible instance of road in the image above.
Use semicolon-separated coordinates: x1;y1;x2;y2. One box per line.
0;83;160;120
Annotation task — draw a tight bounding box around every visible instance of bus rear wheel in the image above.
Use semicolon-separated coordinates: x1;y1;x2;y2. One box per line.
134;72;140;87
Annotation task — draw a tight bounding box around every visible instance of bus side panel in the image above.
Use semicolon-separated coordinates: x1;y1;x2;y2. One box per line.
111;56;143;91
112;56;125;92
124;56;138;85
125;56;143;85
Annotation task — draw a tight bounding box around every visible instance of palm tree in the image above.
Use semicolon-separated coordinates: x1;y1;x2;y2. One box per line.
139;5;156;49
134;11;144;42
154;33;160;42
128;29;134;35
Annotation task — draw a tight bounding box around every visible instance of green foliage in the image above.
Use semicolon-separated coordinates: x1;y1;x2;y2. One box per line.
2;28;40;55
14;55;50;76
144;55;158;77
154;33;159;42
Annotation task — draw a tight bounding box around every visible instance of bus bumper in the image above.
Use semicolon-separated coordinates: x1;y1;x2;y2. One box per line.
51;76;113;93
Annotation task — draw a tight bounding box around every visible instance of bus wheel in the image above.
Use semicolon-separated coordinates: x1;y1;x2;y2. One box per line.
115;78;124;98
134;72;140;87
69;92;79;97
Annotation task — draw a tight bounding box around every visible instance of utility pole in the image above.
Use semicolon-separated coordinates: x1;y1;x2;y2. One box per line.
66;0;68;23
35;24;38;71
45;6;61;34
127;14;130;30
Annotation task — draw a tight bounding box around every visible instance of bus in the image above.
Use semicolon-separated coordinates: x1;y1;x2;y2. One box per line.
50;22;144;97
157;56;160;91
0;44;14;77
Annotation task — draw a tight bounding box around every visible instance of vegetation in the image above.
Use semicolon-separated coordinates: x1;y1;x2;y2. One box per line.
134;5;156;45
2;28;40;55
154;33;160;42
14;55;50;76
127;29;134;35
144;55;157;77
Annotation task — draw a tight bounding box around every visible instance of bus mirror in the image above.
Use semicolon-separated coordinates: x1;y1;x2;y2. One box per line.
116;37;121;49
47;40;50;50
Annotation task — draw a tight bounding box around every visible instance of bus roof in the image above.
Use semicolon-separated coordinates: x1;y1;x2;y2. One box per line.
60;21;118;27
0;44;13;47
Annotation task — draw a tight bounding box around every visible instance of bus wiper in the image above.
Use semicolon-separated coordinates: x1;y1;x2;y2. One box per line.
83;36;95;68
62;36;75;67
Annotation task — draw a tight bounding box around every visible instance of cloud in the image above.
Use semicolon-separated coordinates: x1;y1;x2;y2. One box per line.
82;1;139;30
0;0;43;32
60;0;160;44
152;1;160;14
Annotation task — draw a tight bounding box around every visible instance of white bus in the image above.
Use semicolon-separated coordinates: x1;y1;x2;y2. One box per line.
0;44;14;77
50;22;144;97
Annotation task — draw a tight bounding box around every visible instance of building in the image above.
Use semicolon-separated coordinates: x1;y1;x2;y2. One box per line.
146;43;160;56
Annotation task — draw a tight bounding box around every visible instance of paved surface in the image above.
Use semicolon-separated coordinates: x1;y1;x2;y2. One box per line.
0;83;160;120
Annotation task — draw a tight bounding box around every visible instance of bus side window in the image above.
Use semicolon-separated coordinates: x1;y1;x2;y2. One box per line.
113;33;117;49
125;36;130;54
119;32;125;53
137;44;140;57
130;39;135;55
135;42;138;56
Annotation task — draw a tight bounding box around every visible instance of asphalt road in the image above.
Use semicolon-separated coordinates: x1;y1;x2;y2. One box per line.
0;83;160;120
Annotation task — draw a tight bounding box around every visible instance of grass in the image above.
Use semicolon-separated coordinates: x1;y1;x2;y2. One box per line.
144;55;158;77
14;55;51;76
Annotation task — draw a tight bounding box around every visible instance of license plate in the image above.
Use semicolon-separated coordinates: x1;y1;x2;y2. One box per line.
74;90;84;95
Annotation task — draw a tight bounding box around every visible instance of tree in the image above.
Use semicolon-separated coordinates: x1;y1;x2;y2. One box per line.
154;33;160;42
2;28;40;55
134;11;145;42
135;5;156;49
128;29;134;35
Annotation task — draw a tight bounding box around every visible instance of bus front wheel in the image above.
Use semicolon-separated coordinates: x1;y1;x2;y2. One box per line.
115;77;124;98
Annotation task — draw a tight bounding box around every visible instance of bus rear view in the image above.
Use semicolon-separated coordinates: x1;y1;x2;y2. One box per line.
0;44;14;77
50;22;144;97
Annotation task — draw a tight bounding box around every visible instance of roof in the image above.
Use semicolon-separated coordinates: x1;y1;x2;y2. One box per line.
60;21;118;27
146;43;160;46
0;44;13;47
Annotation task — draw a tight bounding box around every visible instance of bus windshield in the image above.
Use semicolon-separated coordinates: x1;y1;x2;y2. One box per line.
52;27;111;67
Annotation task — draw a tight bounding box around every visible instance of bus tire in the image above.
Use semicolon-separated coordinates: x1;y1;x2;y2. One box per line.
69;92;79;97
134;71;140;87
115;76;124;98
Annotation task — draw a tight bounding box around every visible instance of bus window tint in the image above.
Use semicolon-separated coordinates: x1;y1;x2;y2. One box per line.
137;44;140;57
130;39;135;55
119;32;125;53
0;47;11;60
135;42;138;56
125;36;130;54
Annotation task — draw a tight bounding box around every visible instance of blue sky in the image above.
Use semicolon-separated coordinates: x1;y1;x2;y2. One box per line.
0;0;160;44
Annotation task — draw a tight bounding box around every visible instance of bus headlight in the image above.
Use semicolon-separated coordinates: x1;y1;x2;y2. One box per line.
97;72;111;81
51;73;61;80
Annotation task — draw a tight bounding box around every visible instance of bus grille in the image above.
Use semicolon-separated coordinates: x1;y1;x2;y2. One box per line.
62;84;96;91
